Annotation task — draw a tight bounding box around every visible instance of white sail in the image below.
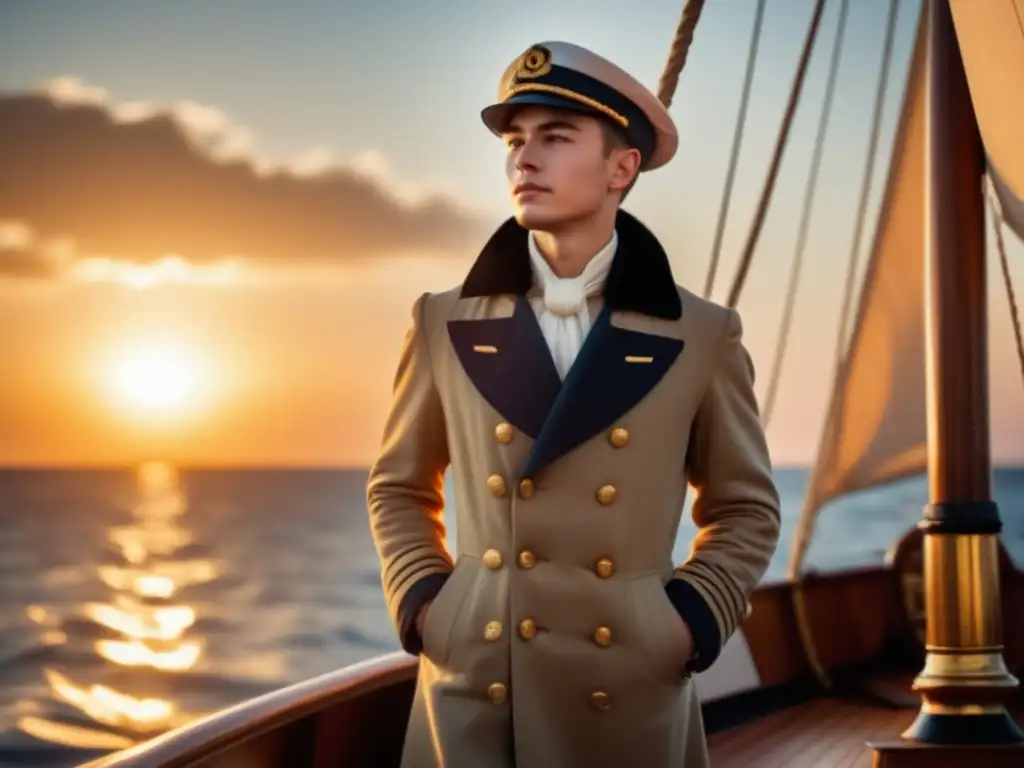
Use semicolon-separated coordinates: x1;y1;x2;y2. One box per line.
787;10;929;578
950;0;1024;239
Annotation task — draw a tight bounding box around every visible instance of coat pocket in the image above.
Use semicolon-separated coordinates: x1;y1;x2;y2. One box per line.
420;555;476;667
628;575;692;688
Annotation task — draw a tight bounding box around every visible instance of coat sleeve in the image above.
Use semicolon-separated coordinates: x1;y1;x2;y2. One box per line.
665;306;781;672
366;291;452;656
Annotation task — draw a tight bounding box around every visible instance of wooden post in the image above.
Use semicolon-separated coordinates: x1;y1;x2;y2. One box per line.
872;4;1024;764
900;0;1021;746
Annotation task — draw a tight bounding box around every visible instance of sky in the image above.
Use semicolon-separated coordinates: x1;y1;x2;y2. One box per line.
0;0;1021;468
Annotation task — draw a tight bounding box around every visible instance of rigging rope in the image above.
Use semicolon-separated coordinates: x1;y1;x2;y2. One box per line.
703;0;767;300
725;0;828;309
833;0;900;373
787;0;899;694
761;0;850;429
656;0;708;108
988;187;1024;391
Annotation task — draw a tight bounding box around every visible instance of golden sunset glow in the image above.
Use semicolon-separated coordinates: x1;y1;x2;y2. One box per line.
2;7;1023;474
103;342;207;418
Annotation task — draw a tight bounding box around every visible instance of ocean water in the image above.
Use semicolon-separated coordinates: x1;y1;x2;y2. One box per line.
1;463;1022;767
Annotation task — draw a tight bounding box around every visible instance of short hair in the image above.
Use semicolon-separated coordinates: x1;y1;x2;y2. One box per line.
599;119;640;201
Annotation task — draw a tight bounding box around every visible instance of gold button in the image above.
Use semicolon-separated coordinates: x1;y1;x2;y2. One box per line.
518;618;537;640
593;626;612;647
486;474;506;497
589;691;611;711
595;484;617;505
517;550;536;569
519;478;534;499
495;422;513;443
609;427;630;448
488;682;507;705
484;620;503;642
595;558;615;579
483;549;503;569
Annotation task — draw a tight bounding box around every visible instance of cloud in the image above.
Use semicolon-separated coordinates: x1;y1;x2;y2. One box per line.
0;218;246;288
0;220;69;279
0;77;491;281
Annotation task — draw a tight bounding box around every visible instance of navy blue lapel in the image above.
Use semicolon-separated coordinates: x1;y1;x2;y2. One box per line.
520;308;684;478
453;208;686;472
447;297;562;439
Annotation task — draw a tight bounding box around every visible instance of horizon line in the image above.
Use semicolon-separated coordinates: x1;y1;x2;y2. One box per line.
2;462;1023;472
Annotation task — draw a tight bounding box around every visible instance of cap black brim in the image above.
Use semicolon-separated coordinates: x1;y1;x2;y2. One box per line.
480;92;608;136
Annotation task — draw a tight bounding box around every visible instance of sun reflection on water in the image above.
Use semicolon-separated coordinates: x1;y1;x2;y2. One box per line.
43;669;177;729
18;461;221;752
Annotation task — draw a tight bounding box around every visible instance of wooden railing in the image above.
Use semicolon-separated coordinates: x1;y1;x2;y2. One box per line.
79;652;418;768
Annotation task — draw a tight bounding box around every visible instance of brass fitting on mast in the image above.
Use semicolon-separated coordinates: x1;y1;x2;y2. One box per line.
903;503;1022;743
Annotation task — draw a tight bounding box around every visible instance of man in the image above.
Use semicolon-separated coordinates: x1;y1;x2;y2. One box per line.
367;40;781;767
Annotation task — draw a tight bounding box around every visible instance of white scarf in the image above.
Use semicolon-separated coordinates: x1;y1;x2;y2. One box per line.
527;230;617;379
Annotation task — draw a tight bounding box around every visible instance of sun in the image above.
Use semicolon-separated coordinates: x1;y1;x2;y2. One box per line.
110;344;199;413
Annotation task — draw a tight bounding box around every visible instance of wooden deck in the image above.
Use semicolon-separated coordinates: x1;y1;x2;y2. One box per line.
707;691;1024;767
707;693;916;767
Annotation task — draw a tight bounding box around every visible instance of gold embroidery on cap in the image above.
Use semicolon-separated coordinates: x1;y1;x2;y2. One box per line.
503;83;629;128
515;45;553;80
624;355;654;363
473;345;499;354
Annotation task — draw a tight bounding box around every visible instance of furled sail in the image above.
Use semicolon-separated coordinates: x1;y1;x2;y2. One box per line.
787;9;929;578
950;0;1024;239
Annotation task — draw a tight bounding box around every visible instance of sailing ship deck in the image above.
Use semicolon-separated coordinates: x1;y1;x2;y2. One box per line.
707;684;1024;767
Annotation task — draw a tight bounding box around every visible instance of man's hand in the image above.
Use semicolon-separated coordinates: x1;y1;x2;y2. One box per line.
415;600;433;639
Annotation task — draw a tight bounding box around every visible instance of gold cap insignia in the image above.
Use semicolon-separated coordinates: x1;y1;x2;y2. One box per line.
514;45;552;81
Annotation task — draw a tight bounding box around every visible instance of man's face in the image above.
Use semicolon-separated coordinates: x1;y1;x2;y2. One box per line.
501;106;638;230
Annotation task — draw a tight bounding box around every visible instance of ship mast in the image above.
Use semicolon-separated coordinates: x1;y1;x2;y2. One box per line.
898;0;1022;751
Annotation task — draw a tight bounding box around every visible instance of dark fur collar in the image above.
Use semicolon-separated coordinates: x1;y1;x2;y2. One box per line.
460;209;682;320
